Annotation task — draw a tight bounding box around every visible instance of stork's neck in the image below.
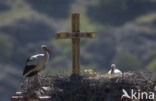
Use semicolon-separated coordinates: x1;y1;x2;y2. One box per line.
44;51;49;60
111;67;114;74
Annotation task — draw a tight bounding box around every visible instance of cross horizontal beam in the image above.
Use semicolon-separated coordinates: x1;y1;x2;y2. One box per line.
56;32;96;39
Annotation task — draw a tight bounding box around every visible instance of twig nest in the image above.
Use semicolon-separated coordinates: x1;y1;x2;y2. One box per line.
84;69;97;77
42;86;51;92
20;72;155;101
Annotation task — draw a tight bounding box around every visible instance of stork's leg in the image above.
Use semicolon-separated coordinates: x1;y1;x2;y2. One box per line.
32;74;39;88
37;73;42;87
25;78;29;90
27;77;31;88
26;77;34;90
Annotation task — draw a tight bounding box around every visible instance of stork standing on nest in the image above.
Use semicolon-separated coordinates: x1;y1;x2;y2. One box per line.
23;45;53;84
108;64;122;75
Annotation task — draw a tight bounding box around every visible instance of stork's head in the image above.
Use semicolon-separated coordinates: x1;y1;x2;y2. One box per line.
111;64;116;74
41;45;53;55
111;64;116;69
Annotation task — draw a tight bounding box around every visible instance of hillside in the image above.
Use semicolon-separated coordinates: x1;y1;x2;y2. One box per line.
0;0;156;100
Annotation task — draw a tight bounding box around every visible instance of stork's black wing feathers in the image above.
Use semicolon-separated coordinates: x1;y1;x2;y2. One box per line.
26;56;32;63
23;54;44;77
23;65;36;77
26;71;38;77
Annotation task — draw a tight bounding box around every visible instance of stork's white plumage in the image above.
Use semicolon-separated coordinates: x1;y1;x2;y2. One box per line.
23;45;53;77
108;64;122;75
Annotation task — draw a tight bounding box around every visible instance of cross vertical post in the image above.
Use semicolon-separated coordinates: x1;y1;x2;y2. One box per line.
72;13;80;75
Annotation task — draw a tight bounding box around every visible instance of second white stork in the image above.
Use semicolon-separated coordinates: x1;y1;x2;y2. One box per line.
23;45;53;77
108;64;122;75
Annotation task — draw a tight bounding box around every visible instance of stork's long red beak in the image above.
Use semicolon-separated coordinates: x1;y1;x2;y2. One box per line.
47;49;53;55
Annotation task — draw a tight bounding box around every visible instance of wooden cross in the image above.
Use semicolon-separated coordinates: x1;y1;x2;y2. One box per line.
56;13;96;75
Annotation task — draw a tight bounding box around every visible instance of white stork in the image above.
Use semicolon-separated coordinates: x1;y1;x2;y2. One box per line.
23;45;53;77
108;64;122;75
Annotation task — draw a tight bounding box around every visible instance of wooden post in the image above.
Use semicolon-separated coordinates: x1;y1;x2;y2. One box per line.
72;13;80;75
56;13;96;75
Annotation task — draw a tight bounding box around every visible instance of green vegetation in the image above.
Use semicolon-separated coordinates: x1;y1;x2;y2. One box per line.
0;0;155;75
147;58;156;71
25;0;74;18
145;52;156;65
87;0;156;25
113;52;143;71
0;33;13;62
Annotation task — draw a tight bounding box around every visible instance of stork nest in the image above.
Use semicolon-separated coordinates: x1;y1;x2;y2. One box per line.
20;72;156;101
